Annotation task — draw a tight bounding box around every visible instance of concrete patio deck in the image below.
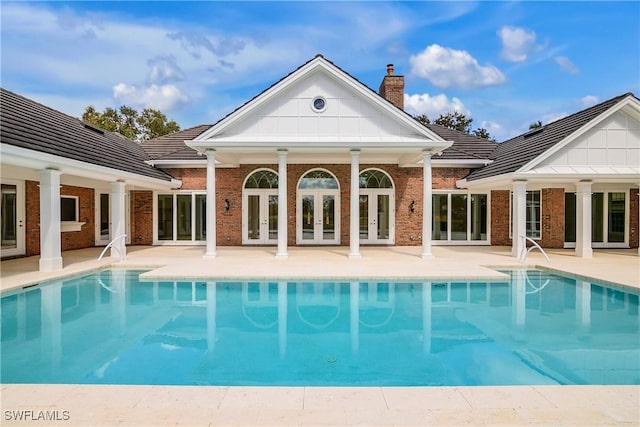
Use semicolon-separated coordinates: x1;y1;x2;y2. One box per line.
1;245;639;426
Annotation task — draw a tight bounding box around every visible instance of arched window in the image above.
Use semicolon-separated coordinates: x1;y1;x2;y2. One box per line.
244;169;278;189
298;170;339;189
359;169;393;189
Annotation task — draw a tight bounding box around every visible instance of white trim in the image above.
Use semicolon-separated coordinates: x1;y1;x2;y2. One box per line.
194;56;447;144
1;144;180;190
519;95;640;173
0;178;25;258
296;168;341;245
432;159;493;168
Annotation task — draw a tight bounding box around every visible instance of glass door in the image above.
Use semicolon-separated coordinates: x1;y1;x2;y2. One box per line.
95;192;130;246
359;190;394;244
564;191;628;248
243;190;278;244
297;191;339;244
0;180;24;258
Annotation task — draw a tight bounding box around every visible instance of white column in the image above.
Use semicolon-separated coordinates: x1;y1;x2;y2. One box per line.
276;150;288;258
39;168;63;271
421;151;433;257
576;181;593;258
349;149;361;259
109;180;126;260
204;150;217;258
512;181;527;258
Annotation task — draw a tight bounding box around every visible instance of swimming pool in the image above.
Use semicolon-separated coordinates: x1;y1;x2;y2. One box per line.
1;269;638;386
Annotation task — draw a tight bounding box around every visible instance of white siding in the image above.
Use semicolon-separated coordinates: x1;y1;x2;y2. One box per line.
540;110;640;168
220;72;415;140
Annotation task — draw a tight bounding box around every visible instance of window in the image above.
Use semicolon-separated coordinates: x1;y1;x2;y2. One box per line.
156;193;206;243
432;192;488;243
526;191;541;239
60;196;78;222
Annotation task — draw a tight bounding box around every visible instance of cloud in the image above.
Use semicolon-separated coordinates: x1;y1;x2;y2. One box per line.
166;32;246;59
409;44;506;90
113;83;189;111
554;56;580;74
498;26;537;62
147;56;185;85
580;95;599;108
404;93;471;118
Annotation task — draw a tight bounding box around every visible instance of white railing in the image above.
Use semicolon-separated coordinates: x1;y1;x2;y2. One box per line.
98;234;127;262
518;235;550;264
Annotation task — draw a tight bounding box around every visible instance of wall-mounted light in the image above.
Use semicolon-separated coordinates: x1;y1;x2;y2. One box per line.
224;199;231;212
409;200;415;213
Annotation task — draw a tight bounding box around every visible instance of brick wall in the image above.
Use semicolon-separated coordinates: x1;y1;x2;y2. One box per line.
490;190;511;246
25;180;40;256
164;168;206;190
24;181;95;255
209;164;470;247
130;191;153;245
540;188;564;248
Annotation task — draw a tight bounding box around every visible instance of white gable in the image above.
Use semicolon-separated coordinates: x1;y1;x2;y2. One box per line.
536;110;640;169
224;71;416;140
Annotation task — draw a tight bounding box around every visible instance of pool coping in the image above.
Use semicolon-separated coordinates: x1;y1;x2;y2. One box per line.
2;246;639;426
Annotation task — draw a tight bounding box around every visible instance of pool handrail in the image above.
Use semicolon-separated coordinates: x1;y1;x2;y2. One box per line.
98;234;127;262
519;235;551;264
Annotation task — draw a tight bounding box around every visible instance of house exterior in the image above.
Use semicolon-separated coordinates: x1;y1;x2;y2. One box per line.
1;55;638;271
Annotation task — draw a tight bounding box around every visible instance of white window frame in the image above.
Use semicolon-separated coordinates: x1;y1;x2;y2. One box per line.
153;191;207;245
509;189;542;240
432;190;490;245
60;195;85;232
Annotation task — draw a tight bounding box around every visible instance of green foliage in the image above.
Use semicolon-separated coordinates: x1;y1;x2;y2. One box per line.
81;105;180;141
529;120;543;129
434;111;473;133
414;111;495;141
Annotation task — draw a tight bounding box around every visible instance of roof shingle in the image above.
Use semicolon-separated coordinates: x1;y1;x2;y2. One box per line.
0;88;173;182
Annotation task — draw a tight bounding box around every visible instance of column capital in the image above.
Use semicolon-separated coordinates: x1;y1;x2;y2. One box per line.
350;148;361;154
205;149;216;156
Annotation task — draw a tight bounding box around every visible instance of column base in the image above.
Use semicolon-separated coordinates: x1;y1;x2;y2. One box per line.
576;247;593;258
203;252;217;259
39;257;63;271
420;252;433;258
276;252;288;259
348;252;362;259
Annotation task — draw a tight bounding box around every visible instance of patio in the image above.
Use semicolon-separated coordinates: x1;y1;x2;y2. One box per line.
1;246;639;426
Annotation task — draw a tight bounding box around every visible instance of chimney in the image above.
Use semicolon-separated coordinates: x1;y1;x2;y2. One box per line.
379;63;404;110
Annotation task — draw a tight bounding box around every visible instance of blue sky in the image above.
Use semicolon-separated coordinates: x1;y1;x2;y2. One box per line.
2;1;638;141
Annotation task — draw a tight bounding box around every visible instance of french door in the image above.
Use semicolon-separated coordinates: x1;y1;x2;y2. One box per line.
95;192;131;246
297;190;340;244
564;191;628;248
0;179;25;258
359;190;394;244
243;190;278;244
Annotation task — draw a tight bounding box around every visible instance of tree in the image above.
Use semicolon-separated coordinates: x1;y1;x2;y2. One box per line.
434;111;473;133
472;128;492;140
82;105;180;142
413;114;431;126
414;111;494;140
529;120;543;129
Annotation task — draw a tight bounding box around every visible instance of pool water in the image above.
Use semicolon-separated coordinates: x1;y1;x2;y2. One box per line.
1;269;639;386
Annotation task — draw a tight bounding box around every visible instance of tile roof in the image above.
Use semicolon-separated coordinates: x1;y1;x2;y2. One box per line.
139;125;211;161
425;124;498;160
466;93;637;181
0;88;174;182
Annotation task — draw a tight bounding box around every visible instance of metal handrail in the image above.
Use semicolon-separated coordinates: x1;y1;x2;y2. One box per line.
519;235;551;264
98;234;127;262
